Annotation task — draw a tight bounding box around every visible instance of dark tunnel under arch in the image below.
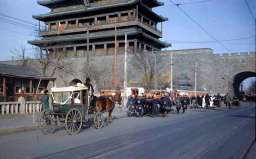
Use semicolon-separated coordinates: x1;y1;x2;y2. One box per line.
69;79;82;86
233;71;256;98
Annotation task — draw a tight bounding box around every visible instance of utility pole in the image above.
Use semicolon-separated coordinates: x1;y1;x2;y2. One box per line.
152;50;157;90
123;34;128;109
194;62;198;97
112;26;117;89
170;52;173;92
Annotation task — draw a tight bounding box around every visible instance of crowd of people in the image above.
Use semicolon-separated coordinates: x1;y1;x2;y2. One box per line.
126;89;241;117
172;92;238;111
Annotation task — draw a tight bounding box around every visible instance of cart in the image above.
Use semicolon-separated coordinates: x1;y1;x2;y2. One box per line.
39;84;104;135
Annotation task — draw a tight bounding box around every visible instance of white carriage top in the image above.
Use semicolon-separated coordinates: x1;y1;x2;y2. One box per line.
51;83;88;93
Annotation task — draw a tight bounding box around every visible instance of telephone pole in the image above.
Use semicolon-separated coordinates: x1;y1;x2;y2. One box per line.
123;34;128;109
170;52;173;92
194;62;198;97
112;26;117;88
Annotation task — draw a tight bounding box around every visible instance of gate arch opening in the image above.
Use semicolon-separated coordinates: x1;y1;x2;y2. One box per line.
69;79;82;86
233;71;256;98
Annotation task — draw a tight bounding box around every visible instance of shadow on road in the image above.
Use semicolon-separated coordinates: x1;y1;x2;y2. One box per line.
230;114;255;119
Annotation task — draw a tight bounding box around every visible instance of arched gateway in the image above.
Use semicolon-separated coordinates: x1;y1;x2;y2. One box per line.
69;79;83;86
233;71;256;98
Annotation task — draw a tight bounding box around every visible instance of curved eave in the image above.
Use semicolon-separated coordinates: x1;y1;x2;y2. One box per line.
29;28;142;46
38;0;66;7
139;2;167;22
141;32;171;48
29;33;170;49
142;0;164;8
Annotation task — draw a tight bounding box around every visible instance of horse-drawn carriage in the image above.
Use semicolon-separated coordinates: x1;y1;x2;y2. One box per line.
39;84;115;135
126;90;172;117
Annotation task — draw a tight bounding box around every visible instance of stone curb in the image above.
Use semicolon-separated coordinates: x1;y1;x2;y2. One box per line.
0;126;38;136
0;113;127;136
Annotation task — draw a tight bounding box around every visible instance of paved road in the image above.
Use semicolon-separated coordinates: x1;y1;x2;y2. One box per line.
0;102;255;159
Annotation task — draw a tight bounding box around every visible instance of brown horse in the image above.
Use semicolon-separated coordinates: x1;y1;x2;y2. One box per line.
94;96;115;122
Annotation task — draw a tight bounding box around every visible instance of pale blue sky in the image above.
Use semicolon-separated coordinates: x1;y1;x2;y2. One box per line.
0;0;255;60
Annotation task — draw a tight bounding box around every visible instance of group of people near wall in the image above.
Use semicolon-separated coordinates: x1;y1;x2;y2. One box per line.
175;92;235;109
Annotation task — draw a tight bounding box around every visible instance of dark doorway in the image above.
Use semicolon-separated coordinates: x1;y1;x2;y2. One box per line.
6;78;15;100
233;71;256;98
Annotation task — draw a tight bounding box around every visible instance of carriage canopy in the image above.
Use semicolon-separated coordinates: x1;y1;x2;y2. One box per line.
51;83;88;105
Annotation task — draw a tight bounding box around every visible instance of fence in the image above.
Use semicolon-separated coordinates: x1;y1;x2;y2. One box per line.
0;101;42;115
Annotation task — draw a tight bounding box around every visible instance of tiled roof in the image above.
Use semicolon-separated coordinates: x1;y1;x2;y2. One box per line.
34;0;167;22
0;64;55;80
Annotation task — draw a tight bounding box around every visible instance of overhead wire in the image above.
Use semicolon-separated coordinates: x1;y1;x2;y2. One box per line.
169;0;231;52
244;0;255;19
0;12;37;27
0;17;37;31
171;0;214;6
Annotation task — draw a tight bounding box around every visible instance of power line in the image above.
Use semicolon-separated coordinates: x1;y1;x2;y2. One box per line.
0;17;38;31
169;0;231;52
244;0;255;19
171;0;214;6
0;12;37;27
0;26;36;37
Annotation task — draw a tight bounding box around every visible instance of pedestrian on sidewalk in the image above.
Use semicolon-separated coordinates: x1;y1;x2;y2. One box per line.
40;90;49;111
225;92;232;109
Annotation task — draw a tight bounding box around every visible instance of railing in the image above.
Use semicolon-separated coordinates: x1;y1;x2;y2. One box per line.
0;101;42;115
40;16;161;36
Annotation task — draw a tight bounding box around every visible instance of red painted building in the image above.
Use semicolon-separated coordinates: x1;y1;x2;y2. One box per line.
0;64;55;102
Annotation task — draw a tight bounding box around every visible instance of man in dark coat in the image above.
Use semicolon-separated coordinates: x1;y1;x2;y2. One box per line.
40;90;49;111
205;94;210;108
84;77;94;107
84;77;94;96
197;96;202;108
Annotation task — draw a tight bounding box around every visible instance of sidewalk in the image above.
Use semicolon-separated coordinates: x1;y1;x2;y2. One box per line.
0;114;38;135
0;107;127;135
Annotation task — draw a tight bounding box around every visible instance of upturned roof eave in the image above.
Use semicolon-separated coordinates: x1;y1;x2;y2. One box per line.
38;0;66;7
29;27;142;45
142;0;164;8
29;30;169;49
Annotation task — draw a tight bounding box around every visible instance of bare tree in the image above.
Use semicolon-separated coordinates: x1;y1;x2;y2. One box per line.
131;51;164;89
34;49;75;80
81;57;111;90
10;46;30;66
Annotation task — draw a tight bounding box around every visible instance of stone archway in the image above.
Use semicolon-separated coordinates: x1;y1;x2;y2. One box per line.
69;79;82;86
233;71;256;98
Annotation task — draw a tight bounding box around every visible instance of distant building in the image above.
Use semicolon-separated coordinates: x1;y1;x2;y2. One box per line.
0;64;55;102
29;0;170;58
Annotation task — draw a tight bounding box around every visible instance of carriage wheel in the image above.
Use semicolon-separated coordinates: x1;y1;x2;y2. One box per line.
39;111;56;134
94;112;104;129
65;108;83;135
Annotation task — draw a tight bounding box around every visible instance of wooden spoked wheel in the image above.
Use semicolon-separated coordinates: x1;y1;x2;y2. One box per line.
65;108;83;135
39;111;56;134
94;112;104;129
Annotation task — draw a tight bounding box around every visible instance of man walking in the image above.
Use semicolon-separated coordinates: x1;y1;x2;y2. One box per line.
225;93;232;109
40;90;49;111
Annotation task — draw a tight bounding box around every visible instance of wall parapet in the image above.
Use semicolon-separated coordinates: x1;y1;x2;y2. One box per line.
214;51;256;57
